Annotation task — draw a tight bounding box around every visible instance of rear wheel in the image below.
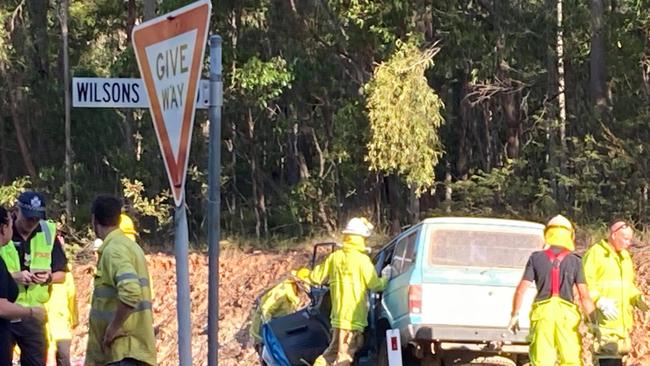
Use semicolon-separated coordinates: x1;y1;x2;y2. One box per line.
462;356;516;366
419;353;442;366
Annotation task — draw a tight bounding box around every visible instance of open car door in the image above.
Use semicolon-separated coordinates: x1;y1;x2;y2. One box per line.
261;243;336;365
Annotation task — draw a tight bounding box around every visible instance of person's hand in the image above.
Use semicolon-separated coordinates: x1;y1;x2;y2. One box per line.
597;297;618;320
28;307;46;322
634;295;649;312
30;271;51;285
381;265;393;279
102;324;126;353
507;314;520;334
587;321;601;339
13;270;33;285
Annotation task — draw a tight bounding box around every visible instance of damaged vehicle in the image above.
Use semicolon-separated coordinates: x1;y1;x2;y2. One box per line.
263;217;545;366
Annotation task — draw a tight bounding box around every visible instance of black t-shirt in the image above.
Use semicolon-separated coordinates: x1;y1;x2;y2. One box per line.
11;221;68;273
0;254;18;330
523;246;585;303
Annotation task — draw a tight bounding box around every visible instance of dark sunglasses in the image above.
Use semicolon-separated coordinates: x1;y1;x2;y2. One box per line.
611;222;630;234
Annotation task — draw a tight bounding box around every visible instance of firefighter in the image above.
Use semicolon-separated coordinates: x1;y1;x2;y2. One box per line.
249;268;311;365
312;217;392;366
509;215;596;366
583;220;648;366
85;195;156;366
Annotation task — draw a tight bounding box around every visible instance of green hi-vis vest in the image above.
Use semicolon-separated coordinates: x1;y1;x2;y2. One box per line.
0;220;56;306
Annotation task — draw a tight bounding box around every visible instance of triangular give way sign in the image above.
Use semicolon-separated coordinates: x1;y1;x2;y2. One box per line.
132;0;211;206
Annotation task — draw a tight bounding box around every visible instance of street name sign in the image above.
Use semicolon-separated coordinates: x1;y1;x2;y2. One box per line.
72;77;209;109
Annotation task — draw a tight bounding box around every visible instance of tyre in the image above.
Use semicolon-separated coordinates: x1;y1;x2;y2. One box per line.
419;353;442;366
462;356;516;366
377;339;389;366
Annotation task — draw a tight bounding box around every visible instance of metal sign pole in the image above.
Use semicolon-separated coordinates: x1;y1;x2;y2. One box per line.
174;200;192;366
207;34;223;366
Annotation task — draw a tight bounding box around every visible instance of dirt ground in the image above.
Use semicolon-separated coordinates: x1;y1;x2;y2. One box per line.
69;248;312;366
66;244;650;366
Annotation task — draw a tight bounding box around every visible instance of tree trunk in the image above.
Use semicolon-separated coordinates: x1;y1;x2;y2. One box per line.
590;0;610;120
556;0;568;201
25;0;49;77
248;109;267;238
9;80;37;179
456;66;470;178
59;0;73;221
408;185;420;224
121;0;137;153
385;175;401;235
0;112;8;183
445;162;452;213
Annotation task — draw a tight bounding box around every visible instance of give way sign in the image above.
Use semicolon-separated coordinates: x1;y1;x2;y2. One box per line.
132;0;211;206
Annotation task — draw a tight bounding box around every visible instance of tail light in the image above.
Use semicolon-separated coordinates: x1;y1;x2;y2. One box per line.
408;284;422;314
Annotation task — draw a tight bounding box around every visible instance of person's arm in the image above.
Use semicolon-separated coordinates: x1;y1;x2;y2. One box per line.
0;299;45;321
103;247;144;349
577;283;596;320
49;238;68;284
574;257;597;320
309;255;331;286
260;289;284;322
102;301;134;351
511;279;533;316
364;257;388;292
582;248;602;302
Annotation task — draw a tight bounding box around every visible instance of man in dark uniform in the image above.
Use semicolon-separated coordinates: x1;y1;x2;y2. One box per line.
1;192;69;366
508;215;596;366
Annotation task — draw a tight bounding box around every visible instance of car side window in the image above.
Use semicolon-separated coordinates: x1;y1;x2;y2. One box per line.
392;231;418;276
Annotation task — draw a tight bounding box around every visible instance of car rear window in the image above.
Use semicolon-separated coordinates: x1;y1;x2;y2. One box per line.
427;227;544;268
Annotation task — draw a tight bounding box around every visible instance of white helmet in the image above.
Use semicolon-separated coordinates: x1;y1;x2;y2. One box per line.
546;214;574;232
342;217;374;238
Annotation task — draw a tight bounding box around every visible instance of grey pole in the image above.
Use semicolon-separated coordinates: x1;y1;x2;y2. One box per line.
175;200;192;366
207;35;223;366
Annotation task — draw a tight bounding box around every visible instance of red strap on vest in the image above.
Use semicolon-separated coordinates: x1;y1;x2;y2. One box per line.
543;248;571;296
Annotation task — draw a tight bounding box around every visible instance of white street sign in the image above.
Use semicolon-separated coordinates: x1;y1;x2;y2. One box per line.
72;77;209;109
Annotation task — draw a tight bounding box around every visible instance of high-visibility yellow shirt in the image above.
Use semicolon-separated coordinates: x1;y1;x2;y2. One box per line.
85;229;156;366
310;235;387;331
249;279;300;344
583;239;642;339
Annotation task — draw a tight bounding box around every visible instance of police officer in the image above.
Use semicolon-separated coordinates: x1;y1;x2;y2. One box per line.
0;192;68;366
508;215;596;366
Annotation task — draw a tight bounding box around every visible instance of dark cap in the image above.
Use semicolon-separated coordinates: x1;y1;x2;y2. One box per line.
17;191;46;220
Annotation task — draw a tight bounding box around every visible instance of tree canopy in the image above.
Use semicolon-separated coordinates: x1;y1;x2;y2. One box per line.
1;0;650;243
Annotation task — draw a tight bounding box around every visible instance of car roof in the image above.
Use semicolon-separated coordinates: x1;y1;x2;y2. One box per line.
420;216;545;230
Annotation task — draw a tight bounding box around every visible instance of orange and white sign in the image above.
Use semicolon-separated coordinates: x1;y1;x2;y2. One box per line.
132;0;211;206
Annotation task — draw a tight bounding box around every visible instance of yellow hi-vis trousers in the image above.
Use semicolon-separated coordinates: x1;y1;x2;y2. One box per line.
528;297;582;366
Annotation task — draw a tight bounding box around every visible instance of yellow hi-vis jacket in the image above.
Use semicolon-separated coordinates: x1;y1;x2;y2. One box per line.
310;235;387;331
583;240;642;342
45;267;77;341
249;279;300;344
0;220;57;306
85;229;156;366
